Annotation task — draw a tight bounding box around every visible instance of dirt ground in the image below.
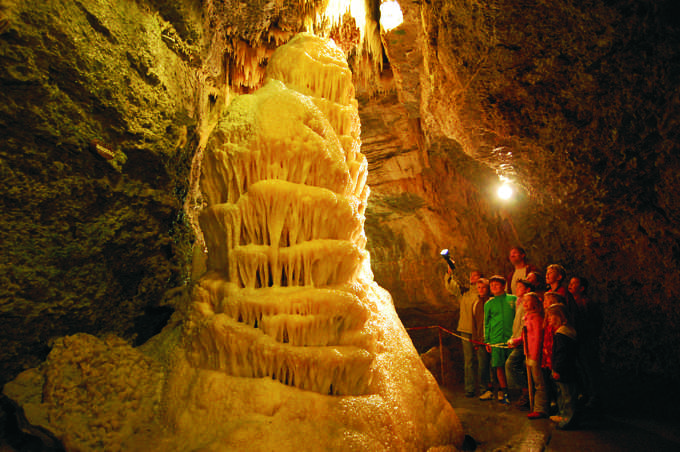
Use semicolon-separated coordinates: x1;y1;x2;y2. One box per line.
441;384;680;451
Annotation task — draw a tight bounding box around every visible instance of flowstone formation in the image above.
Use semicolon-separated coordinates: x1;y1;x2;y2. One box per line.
193;32;373;397
3;34;463;451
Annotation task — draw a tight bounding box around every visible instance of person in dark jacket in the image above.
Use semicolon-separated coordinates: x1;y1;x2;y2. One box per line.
568;276;603;409
546;303;578;429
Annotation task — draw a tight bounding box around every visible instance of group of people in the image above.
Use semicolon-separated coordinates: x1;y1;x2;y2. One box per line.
445;247;603;430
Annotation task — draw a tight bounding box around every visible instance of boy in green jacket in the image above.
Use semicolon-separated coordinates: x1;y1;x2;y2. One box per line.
485;275;517;404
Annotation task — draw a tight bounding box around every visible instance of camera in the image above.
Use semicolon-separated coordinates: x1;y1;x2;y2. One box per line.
440;249;456;271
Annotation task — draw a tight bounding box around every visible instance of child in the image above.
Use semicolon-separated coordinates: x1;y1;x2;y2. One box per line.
522;292;549;419
542;291;565;411
546;264;577;324
526;271;546;301
505;279;533;409
474;278;493;400
568;276;602;409
484;275;516;404
547;303;579;429
545;264;568;297
541;291;565;370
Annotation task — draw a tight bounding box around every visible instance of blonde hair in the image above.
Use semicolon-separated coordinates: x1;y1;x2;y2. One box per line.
544;291;565;306
546;303;568;324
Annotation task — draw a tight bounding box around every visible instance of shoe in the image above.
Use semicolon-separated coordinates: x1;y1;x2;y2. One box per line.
479;390;494;401
527;411;547;419
550;415;566;423
497;391;504;401
514;394;530;411
465;392;475;398
501;393;511;405
516;400;530;411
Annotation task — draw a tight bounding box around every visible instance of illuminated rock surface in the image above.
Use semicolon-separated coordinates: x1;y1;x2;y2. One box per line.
2;0;680;445
3;34;463;451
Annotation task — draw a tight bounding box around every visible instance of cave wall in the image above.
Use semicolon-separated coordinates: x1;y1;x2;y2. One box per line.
0;0;333;386
369;0;680;381
1;0;679;391
359;90;519;347
0;0;209;383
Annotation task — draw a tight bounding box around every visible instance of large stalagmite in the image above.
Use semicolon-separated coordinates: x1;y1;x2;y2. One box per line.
3;34;463;451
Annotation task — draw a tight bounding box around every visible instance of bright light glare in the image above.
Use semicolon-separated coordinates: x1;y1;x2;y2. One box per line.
497;183;513;200
324;0;367;40
380;1;403;31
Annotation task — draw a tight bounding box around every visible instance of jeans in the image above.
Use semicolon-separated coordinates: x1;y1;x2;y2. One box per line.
556;380;577;429
528;362;549;414
477;342;490;392
462;333;476;394
462;333;490;394
505;347;527;390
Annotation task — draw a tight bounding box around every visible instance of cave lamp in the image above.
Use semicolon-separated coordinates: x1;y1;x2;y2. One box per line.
497;182;514;200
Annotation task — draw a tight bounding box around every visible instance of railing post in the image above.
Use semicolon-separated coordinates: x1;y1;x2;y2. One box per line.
438;327;444;385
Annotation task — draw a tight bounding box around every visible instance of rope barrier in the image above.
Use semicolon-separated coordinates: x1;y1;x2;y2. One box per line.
406;324;511;349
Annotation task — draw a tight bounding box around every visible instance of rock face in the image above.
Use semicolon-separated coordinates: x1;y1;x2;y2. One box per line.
372;0;680;381
0;0;203;382
3;34;463;452
2;0;680;432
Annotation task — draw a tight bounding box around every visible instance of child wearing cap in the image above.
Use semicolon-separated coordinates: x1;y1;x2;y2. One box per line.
484;275;516;404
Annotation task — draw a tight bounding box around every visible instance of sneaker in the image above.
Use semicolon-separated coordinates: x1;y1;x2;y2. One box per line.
501;393;511;405
514;392;530;411
479;390;494;401
497;391;504;401
550;415;567;423
527;411;547;419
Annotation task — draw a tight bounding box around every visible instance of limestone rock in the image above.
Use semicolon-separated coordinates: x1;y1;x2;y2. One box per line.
3;33;464;452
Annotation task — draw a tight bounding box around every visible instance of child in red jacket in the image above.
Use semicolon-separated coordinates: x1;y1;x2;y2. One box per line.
542;291;565;409
522;293;549;419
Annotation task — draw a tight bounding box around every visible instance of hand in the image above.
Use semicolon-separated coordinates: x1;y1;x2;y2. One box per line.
552;371;560;380
486;345;491;353
526;359;537;367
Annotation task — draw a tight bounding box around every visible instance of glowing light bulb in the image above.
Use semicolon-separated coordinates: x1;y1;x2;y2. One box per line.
497;183;513;200
380;1;403;31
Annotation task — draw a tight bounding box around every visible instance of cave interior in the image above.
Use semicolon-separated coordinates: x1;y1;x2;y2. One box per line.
1;0;680;448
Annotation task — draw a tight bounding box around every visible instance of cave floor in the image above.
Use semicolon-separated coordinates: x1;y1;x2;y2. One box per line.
441;385;680;451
